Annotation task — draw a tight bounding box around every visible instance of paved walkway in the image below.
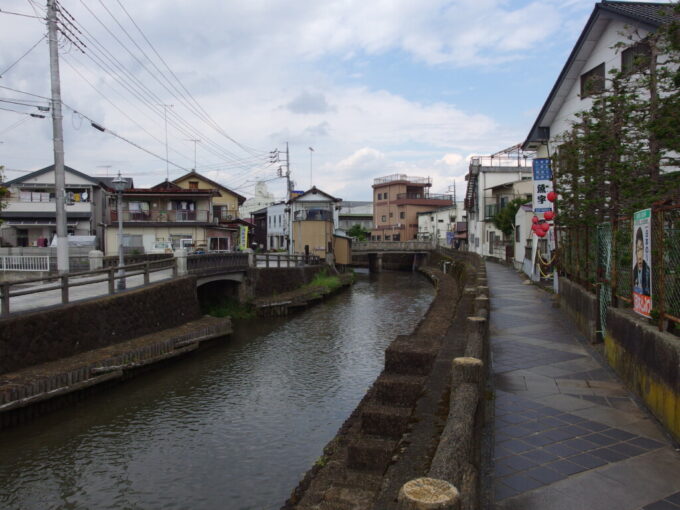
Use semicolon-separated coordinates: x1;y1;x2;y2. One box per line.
487;262;680;510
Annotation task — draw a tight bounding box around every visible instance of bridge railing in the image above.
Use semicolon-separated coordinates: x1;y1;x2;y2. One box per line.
352;241;435;252
0;255;50;272
255;253;322;268
187;252;249;273
0;257;177;316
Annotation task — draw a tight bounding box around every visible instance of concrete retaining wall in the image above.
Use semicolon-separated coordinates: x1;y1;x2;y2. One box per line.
284;253;489;510
247;266;324;298
557;277;599;344
0;277;202;374
605;307;680;442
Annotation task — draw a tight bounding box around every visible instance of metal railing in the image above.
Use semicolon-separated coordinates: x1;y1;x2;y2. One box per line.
0;256;50;272
395;193;453;202
110;209;210;222
0;257;177;316
255;253;321;267
373;174;431;185
353;241;434;252
187;252;249;272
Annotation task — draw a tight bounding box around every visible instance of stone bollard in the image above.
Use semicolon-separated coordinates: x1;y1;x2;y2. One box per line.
88;250;103;271
397;477;460;510
465;316;487;359
451;357;484;388
174;248;188;276
474;295;489;316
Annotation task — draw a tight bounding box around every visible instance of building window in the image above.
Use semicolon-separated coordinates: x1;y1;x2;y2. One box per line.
381;215;387;222
399;212;405;219
385;235;391;241
389;212;394;218
188;181;199;189
377;193;382;200
515;225;520;242
384;192;388;200
622;41;650;74
393;234;400;241
580;63;605;98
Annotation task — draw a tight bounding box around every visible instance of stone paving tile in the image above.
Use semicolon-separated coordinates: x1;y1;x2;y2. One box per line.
486;263;680;509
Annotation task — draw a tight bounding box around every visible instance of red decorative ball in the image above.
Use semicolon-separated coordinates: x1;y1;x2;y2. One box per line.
535;229;546;237
547;191;557;202
541;222;550;232
532;216;539;224
544;210;555;220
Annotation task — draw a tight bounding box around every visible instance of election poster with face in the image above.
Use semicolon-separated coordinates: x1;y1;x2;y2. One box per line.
632;209;652;317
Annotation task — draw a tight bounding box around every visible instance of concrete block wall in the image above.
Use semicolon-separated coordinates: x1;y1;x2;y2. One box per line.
0;277;201;374
557;277;599;343
605;307;680;442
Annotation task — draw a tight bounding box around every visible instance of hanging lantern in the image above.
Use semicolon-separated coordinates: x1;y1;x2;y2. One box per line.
541;222;550;232
532;216;539;224
547;191;557;202
544;210;555;221
535;229;546;237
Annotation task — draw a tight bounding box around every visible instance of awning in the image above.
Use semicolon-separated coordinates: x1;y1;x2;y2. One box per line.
454;232;468;239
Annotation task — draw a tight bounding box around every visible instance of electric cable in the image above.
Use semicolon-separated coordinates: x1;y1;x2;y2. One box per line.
0;36;47;77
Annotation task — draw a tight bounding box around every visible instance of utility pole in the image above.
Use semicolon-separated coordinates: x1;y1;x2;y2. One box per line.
47;0;69;273
185;138;200;170
160;104;173;180
285;142;291;198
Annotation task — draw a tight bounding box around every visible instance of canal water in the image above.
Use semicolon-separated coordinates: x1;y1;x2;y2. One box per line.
0;271;434;510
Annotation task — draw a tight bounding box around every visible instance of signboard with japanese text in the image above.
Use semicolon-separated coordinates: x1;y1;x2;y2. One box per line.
239;225;248;250
532;158;554;213
632;209;652;317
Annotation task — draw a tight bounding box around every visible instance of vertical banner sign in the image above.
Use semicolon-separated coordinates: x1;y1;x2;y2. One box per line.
632;209;652;317
532;158;554;213
239;225;248;250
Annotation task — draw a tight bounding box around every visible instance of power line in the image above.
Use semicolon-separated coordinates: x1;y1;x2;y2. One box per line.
0;36;47;77
75;1;265;168
0;8;43;19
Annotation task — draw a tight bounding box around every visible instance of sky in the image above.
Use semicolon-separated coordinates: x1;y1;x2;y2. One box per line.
0;0;668;202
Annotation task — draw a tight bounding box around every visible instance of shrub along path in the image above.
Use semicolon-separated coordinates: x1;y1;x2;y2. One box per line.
487;262;680;510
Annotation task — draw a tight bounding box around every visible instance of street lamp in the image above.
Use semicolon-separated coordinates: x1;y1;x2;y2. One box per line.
112;171;127;291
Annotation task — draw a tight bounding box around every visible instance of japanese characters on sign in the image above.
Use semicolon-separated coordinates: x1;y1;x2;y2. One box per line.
632;209;652;317
239;225;248;250
532;158;554;214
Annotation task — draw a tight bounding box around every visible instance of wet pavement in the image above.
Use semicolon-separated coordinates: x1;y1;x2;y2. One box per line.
487;262;680;510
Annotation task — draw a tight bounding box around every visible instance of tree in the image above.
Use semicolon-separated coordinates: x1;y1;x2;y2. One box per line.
347;224;369;241
492;197;528;237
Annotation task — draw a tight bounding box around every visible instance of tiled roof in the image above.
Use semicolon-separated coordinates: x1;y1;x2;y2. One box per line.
601;1;678;27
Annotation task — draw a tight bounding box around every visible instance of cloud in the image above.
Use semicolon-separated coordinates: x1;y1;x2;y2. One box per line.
286;92;335;114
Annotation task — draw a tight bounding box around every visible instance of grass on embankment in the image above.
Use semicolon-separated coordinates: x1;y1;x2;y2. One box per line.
202;298;255;319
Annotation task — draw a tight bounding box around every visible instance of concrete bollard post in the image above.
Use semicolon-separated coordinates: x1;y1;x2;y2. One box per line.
397;477;460;510
451;357;484;388
474;295;489;316
88;250;104;271
174;249;188;276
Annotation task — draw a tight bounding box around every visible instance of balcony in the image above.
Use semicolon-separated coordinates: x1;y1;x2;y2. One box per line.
393;193;453;207
110;209;210;223
293;209;333;221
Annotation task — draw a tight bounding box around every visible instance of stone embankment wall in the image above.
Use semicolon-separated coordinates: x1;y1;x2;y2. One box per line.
283;252;490;510
605;308;680;442
0;277;202;374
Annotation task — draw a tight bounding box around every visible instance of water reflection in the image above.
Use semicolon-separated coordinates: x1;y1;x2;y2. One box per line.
0;271;434;510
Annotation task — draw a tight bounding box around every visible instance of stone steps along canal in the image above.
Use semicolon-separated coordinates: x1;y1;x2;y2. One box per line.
0;270;434;510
